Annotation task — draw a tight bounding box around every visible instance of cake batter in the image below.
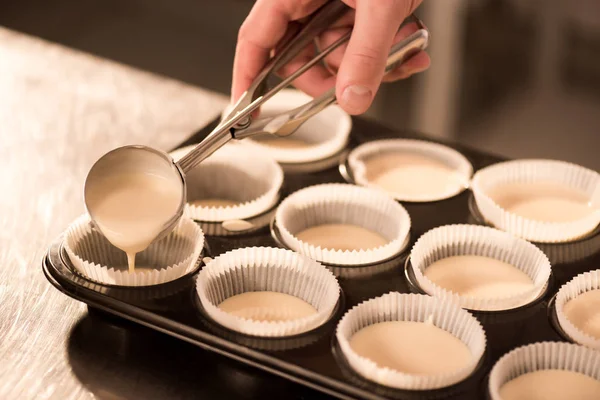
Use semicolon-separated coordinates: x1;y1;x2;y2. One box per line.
363;152;463;199
296;223;388;251
349;321;472;375
218;291;317;321
563;289;600;340
488;182;593;223
424;255;534;298
499;369;600;400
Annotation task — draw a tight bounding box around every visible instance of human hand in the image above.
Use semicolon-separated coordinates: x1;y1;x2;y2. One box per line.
232;0;430;115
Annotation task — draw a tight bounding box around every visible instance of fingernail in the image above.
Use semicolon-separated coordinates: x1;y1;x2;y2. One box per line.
341;85;372;114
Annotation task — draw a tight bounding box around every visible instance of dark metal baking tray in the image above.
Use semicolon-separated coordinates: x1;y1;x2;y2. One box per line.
43;116;600;399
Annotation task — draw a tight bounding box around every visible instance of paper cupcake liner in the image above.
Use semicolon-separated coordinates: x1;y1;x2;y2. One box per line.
472;159;600;243
468;192;600;265
336;292;486;390
488;341;600;400
196;247;340;337
64;214;205;287
222;89;351;164
410;224;551;311
179;142;283;222
275;183;411;266
347;139;473;202
555;270;600;349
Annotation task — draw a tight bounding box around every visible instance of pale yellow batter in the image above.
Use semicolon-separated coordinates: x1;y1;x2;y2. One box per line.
424;255;534;298
364;152;463;198
191;198;239;208
218;291;317;322
349;321;472;375
86;172;181;272
563;289;600;340
295;223;388;251
499;369;600;400
254;137;312;150
488;182;593;223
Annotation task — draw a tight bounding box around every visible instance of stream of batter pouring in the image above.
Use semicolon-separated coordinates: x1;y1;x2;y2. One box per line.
86;171;182;272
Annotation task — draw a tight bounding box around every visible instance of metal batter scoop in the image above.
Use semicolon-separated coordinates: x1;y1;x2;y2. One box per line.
84;0;430;244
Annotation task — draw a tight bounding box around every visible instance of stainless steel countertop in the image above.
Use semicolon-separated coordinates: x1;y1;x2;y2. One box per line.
0;27;229;399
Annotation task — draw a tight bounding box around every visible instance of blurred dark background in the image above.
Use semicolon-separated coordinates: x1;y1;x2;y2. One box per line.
1;0;599;169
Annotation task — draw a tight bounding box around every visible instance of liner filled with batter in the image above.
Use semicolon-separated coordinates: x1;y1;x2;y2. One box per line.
471;159;600;243
64;214;205;287
555;269;600;350
410;224;551;311
347;139;472;202
274;183;411;266
335;292;486;390
488;341;600;400
196;247;340;337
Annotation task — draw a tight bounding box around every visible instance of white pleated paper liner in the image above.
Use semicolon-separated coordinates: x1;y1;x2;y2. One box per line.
555;270;600;350
346;139;473;202
175;141;283;223
196;247;340;337
64;214;205;287
488;342;600;400
409;224;551;312
471;159;600;243
221;89;352;164
274;184;411;266
335;292;486;391
467;192;600;265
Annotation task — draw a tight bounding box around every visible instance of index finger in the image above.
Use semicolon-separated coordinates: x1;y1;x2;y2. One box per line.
232;1;288;101
231;0;326;102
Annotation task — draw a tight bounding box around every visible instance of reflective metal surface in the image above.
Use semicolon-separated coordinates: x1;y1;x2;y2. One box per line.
0;27;236;399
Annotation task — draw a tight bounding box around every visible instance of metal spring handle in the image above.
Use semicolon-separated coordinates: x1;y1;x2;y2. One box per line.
178;2;429;173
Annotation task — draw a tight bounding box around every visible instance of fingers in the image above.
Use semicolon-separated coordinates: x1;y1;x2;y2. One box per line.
320;22;429;80
277;43;337;97
231;0;325;101
336;0;422;114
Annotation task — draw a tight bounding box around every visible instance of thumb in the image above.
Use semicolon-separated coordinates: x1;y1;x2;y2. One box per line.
337;0;419;115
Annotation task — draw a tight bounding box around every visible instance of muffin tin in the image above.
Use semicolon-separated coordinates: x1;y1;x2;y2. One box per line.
43;116;600;399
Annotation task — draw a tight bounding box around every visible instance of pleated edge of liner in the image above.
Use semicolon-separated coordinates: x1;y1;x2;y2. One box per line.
347;138;473;202
487;341;600;400
335;292;487;391
182;150;284;222
195;246;341;337
409;224;552;312
555;269;600;350
64;214;205;287
471;158;600;243
274;183;412;266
